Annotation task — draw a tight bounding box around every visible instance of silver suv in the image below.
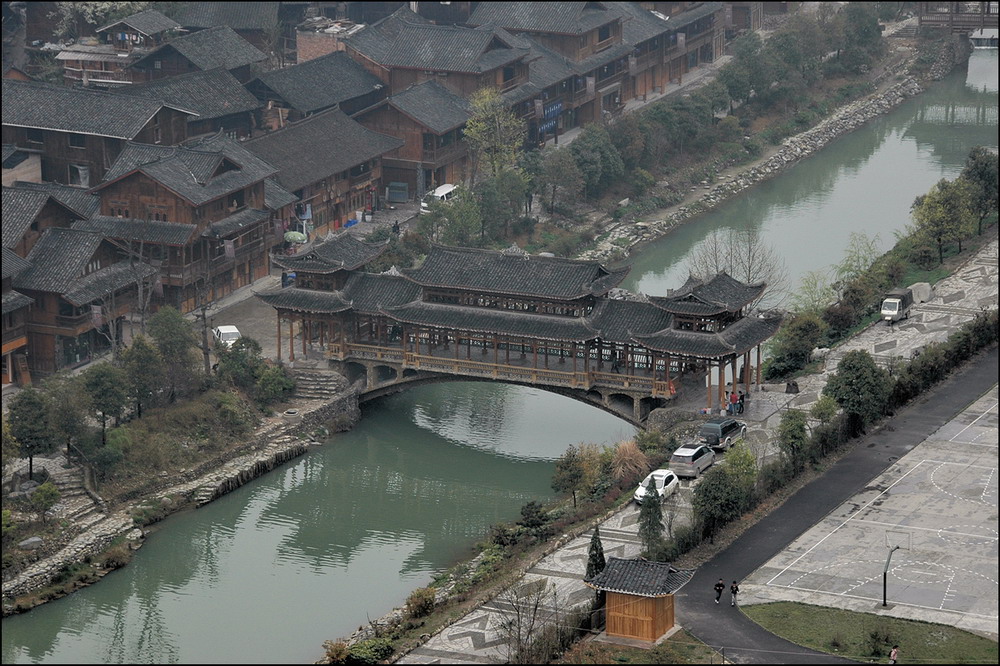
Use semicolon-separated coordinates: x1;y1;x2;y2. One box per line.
699;417;747;450
669;445;715;478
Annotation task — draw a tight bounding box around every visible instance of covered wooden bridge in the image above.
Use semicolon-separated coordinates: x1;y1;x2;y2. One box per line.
257;235;782;425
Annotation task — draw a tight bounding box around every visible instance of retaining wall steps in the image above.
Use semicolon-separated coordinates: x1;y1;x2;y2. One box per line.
292;369;349;399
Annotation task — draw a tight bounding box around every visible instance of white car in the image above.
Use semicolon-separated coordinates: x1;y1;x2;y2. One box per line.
213;325;242;348
633;469;679;505
419;183;457;213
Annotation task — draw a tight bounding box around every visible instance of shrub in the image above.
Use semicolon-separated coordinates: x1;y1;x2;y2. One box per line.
348;637;394;665
255;366;295;406
758;459;794;496
517;500;548;529
91;445;125;480
100;542;133;569
405;587;436;618
323;640;350;664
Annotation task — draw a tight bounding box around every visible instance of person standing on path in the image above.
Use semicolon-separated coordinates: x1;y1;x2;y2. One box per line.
889;645;899;664
714;578;725;604
730;580;739;606
738;390;745;414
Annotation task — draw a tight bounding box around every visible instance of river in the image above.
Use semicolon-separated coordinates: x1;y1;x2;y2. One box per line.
2;50;996;664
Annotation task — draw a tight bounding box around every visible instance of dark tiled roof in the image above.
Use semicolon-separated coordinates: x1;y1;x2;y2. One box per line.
251;51;384;114
662;1;724;31
2;247;31;279
384;300;599;342
2;79;188;139
97;8;180;36
13;228;103;295
613;1;676;44
2;289;34;315
389;80;471;134
469;2;619;35
588;297;673;343
63;259;157;307
256;288;352;314
134;25;266;72
271;231;389;273
245;108;402;192
633;313;783;358
2;144;16;163
11;180;101;219
174;2;279;31
120;68;260;121
98;133;276;206
652;273;766;315
402;245;629;300
264;178;298;211
2;187;51;249
347;19;527;73
202;208;269;239
340;272;422;314
73;216;197;246
585;557;693;597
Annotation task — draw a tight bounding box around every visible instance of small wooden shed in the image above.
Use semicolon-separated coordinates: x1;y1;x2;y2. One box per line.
585;557;693;642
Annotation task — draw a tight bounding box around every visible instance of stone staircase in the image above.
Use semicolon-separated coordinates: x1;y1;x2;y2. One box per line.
31;455;106;529
291;368;347;400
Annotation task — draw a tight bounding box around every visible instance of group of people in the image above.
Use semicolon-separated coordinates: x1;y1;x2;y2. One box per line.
727;390;745;415
714;578;739;606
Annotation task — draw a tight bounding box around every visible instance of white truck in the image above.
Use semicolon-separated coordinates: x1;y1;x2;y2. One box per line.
880;282;932;324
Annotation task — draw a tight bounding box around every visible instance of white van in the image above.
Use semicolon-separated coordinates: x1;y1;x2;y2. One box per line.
213;325;242;348
420;184;457;213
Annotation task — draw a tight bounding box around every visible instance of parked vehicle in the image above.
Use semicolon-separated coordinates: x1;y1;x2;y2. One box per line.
699;417;747;450
880;282;932;324
633;469;679;505
213;325;242;348
419;183;457;213
669;445;715;478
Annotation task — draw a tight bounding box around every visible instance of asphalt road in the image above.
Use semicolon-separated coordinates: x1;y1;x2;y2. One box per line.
675;345;1000;664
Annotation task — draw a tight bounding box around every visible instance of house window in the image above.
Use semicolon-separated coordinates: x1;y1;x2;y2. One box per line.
153;60;162;70
68;164;90;188
153;127;162;144
26;128;44;145
502;66;515;83
598;24;611;42
68;133;86;149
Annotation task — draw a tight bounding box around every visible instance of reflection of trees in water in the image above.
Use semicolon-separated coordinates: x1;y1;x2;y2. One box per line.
258;415;552;576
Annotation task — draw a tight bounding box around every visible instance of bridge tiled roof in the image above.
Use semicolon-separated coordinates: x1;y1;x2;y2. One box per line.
633;314;783;358
341;272;422;314
588;298;673;343
272;232;389;273
382;300;599;342
402;245;629;300
651;273;766;316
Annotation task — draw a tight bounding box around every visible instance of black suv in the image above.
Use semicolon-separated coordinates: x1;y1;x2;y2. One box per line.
698;417;747;450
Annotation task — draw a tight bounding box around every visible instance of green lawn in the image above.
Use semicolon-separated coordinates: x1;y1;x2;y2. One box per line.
742;602;998;664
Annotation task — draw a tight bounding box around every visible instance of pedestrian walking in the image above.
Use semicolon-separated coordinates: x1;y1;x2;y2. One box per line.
738;390;745;414
889;645;899;664
730;580;739;606
728;391;738;415
714;578;725;604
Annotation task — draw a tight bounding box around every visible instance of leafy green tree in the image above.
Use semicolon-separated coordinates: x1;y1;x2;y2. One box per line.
2;417;21;472
216;337;266;391
30;481;61;523
585;525;606;580
810;394;839;425
637;477;665;556
765;312;827;379
476;169;528;241
777;409;810;473
82;363;128;445
539;148;583;213
42;373;90;459
823;350;892;429
2;508;13;540
959;146;999;235
718;61;752;111
464;87;526;183
692;466;744;544
839;2;884;73
569;124;624;197
911;178;976;264
436;189;483;247
256;366;295;406
516;149;544;215
7;387;56;479
52;1;152;39
609;114;648;170
791;269;836;316
552;445;585;509
120;335;166;418
723;443;757;510
148;305;199;401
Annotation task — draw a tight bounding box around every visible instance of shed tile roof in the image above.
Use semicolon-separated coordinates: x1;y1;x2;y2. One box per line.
402;245;629;300
202;208;269;239
174;2;280;31
63;259;157;307
652;273;766;315
98;132;276;206
264;178;298;211
120;68;261;121
2;79;190;139
347;16;527;73
251;51;384;114
97;8;180;36
245;108;402;192
13;228;104;295
73;216;197;246
133;25;266;72
2;247;31;279
469;2;619;36
11;181;101;219
388;80;471;134
271;231;388;273
2;187;51;249
2;289;34;315
584;557;694;597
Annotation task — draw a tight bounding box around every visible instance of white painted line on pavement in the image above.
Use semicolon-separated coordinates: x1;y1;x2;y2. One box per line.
949;400;999;442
